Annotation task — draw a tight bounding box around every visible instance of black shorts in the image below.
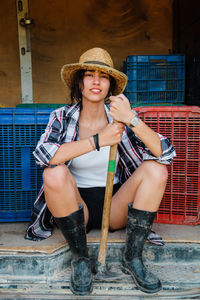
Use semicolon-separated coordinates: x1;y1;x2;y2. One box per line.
78;182;121;232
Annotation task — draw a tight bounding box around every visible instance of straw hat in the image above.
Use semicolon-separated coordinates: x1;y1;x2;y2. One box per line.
61;47;127;95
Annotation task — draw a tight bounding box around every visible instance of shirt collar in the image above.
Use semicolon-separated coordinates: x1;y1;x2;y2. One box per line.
65;101;81;123
104;102;113;124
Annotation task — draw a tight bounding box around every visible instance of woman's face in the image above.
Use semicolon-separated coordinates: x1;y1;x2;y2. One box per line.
81;70;110;103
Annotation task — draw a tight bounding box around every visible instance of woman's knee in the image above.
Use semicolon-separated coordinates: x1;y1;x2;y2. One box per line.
43;164;75;191
144;161;168;185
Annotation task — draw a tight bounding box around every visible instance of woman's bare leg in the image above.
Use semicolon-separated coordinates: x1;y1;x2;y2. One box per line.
43;164;89;223
110;160;168;230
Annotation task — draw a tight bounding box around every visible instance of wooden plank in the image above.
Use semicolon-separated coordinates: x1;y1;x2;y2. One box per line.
0;0;172;106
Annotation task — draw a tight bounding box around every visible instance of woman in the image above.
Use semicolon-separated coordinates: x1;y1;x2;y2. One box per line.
25;48;176;295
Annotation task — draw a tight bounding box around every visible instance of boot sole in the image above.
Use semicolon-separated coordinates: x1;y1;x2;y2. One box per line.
70;284;93;296
121;265;162;294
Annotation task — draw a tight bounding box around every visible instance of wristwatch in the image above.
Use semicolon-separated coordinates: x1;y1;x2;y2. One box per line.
129;111;139;128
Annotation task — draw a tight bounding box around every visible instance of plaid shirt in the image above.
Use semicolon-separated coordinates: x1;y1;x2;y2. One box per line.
25;101;176;241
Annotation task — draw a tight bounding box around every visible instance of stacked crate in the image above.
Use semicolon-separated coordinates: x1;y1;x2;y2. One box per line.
0;108;54;221
124;54;199;224
135;106;200;225
124;55;185;106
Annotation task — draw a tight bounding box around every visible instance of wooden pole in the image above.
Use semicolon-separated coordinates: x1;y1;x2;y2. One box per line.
97;141;118;266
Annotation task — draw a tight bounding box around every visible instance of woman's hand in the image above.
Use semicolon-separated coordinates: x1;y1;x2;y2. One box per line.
109;95;163;157
109;94;134;125
99;122;124;147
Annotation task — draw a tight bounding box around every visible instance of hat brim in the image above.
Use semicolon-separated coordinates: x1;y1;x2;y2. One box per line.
61;63;127;96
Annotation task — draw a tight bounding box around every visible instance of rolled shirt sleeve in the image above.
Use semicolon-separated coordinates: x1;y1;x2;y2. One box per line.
136;133;176;164
33;110;63;167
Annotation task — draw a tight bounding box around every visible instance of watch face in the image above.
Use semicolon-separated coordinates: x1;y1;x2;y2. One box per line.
130;115;139;127
131;119;137;127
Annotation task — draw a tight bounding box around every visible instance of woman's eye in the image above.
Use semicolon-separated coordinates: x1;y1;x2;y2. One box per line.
85;73;93;77
101;74;109;79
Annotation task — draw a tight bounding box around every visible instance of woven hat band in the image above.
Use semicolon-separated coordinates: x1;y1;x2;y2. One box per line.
83;61;111;68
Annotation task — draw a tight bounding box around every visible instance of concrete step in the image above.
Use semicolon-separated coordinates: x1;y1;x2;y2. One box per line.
1;242;200;278
0;261;200;299
0;243;200;299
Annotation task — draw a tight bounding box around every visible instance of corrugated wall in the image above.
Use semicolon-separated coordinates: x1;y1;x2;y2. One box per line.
0;0;173;106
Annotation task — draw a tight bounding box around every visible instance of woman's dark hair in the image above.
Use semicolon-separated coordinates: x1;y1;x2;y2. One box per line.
70;70;85;104
70;69;116;104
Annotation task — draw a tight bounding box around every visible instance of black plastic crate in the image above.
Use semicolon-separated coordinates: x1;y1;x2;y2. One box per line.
186;56;200;106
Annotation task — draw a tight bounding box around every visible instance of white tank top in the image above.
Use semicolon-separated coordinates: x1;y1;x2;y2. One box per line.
69;146;119;188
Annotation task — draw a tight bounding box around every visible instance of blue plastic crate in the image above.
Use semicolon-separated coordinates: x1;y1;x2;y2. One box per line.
0;107;55;222
124;55;185;105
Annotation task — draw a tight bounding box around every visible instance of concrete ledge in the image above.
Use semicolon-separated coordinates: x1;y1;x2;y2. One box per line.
0;222;200;254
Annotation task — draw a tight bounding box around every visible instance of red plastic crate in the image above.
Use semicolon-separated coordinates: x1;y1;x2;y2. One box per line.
135;106;200;225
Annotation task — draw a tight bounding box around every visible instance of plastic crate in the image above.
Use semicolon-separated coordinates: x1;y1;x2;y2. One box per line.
0;107;55;222
135;105;200;225
124;55;185;106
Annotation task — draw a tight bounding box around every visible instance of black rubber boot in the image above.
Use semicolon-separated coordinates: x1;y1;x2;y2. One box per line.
54;205;93;295
122;204;162;294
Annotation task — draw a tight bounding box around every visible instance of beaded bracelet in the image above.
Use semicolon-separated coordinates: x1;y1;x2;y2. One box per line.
89;136;95;150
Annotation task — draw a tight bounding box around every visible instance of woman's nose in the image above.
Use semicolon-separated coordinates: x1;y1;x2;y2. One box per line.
93;73;100;84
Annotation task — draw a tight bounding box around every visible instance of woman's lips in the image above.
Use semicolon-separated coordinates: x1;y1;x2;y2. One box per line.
90;88;102;94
